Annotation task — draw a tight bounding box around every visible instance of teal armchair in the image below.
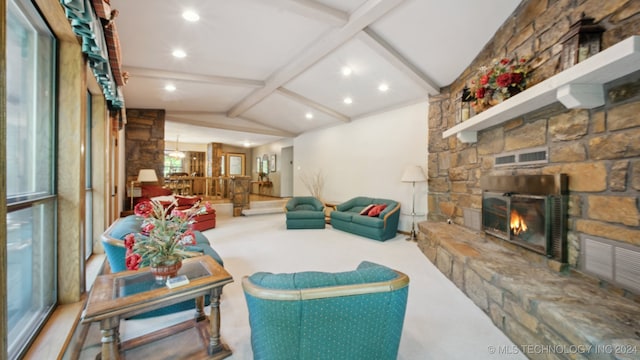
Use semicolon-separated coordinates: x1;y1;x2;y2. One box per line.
242;261;410;360
284;196;325;229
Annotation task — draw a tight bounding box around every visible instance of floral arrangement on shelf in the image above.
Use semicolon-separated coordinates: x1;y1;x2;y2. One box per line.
124;199;212;271
468;56;529;113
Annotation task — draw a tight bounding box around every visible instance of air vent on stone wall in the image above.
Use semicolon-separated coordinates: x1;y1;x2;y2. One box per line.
581;235;640;294
495;147;548;167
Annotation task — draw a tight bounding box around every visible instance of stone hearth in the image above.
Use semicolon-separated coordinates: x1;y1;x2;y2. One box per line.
418;221;640;360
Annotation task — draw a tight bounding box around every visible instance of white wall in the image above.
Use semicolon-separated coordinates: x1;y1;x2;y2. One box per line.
293;101;429;232
251;138;294;197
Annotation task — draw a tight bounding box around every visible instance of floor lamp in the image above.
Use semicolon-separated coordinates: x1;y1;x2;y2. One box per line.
130;169;159;210
401;165;426;241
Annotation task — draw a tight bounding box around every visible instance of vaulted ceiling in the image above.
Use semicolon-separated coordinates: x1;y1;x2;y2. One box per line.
112;0;521;147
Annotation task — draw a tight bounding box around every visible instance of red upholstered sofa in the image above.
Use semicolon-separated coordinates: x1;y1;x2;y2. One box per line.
133;185;172;207
191;208;216;231
135;187;218;231
149;194;217;231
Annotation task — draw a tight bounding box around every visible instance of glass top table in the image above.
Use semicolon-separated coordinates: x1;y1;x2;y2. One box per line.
116;260;214;298
82;255;233;360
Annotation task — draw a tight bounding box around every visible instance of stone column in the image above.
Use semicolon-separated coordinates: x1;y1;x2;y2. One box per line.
124;109;165;209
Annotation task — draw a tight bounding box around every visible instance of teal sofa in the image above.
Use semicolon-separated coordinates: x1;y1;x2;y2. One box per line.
330;197;401;241
101;215;223;318
242;261;409;360
284;196;325;229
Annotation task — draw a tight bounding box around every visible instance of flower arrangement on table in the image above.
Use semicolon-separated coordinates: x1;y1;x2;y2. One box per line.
124;199;213;272
468;56;529;114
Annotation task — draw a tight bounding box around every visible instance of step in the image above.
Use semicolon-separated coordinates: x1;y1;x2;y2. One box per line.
248;199;288;209
242;207;284;216
241;199;288;216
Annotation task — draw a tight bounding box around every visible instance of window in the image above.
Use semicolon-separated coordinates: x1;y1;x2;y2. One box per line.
164;151;183;176
6;1;57;358
85;91;93;260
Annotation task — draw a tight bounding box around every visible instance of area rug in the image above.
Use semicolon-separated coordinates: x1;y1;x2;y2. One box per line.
76;213;525;360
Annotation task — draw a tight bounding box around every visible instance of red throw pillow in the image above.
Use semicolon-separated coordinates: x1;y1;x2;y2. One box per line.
360;204;375;215
368;204;387;217
175;195;201;207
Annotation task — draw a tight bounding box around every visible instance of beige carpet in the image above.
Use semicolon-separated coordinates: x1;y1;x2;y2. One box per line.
76;213;526;359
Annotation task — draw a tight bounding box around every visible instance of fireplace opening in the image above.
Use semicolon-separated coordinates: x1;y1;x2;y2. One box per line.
481;175;568;262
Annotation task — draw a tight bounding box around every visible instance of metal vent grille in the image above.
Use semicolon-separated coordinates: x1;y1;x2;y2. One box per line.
583;238;613;280
495;155;516;165
615;247;640;293
549;196;565;262
581;235;640;293
520;150;547;163
495;147;548;167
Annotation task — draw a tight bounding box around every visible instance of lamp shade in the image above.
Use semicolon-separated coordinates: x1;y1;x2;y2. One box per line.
401;165;426;183
137;169;158;182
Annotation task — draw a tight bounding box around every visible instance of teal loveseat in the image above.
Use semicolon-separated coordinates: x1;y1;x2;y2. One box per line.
284;196;325;229
101;215;224;318
330;197;401;241
242;261;409;360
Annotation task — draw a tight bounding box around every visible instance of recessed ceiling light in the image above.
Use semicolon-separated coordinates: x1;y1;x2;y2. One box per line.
182;10;200;22
243;141;251;147
378;83;389;92
341;67;352;76
343;97;353;104
172;49;187;58
305;112;313;119
164;84;176;92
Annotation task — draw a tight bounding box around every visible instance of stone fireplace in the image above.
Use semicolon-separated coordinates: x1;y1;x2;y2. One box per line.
481;174;568;263
420;0;640;356
425;0;640;293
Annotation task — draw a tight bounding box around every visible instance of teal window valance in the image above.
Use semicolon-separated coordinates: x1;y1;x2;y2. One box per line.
60;0;124;109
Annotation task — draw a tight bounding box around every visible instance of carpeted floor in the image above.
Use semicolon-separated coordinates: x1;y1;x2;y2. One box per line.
74;213;526;359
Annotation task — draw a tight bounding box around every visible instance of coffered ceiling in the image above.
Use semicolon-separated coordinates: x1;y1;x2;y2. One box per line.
111;0;521;147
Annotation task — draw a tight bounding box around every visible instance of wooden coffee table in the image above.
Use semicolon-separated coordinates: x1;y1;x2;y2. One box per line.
82;256;233;360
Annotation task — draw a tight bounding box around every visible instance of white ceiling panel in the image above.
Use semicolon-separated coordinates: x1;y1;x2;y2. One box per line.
370;0;521;86
165;120;283;147
106;0;522;147
122;76;254;112
113;0;334;80
243;92;346;135
283;37;428;118
317;0;368;14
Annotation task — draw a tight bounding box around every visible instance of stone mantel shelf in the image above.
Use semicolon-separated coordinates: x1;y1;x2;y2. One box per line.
443;35;640;143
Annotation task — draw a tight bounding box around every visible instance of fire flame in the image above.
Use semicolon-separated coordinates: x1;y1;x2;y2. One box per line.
510;209;528;235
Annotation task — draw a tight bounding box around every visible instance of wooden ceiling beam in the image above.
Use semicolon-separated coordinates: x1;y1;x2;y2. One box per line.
125;66;264;88
359;29;440;95
263;0;348;27
227;0;406;118
166;112;296;138
277;88;350;122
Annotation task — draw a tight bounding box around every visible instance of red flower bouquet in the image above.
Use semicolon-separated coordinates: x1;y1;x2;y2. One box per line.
125;199;209;270
468;57;529;113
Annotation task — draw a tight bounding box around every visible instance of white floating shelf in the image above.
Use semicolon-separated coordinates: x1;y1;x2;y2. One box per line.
443;36;640;143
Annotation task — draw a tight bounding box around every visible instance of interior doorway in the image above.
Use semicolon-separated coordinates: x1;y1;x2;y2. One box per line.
280;146;293;197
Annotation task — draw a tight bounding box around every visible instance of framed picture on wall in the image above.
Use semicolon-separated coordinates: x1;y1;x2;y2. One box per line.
270;154;276;172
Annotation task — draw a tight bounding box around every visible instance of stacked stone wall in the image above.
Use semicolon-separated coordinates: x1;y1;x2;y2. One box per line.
427;0;640;276
125;109;165;203
418;222;640;360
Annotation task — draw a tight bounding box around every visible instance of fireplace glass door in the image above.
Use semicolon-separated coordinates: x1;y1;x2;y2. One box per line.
482;192;548;255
